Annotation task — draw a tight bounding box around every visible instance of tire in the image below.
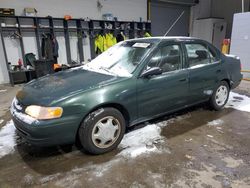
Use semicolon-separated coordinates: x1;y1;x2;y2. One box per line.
78;107;126;155
209;81;230;111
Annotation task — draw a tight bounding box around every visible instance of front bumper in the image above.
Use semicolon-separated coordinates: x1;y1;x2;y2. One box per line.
11;100;83;147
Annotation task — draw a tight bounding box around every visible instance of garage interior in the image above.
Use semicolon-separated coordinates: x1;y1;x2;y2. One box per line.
0;0;250;187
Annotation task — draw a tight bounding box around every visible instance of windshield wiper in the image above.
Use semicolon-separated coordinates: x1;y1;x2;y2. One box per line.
99;67;117;76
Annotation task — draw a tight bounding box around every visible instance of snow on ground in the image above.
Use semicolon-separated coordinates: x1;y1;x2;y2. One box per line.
0;89;7;93
207;119;224;126
118;124;163;158
117;113;192;158
225;92;250;112
88;158;122;177
0;120;16;158
51;122;171;184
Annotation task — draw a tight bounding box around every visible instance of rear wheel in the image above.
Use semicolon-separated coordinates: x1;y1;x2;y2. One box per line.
209;81;229;110
78;107;126;154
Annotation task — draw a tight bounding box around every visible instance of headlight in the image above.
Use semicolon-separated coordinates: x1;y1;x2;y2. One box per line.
25;105;63;120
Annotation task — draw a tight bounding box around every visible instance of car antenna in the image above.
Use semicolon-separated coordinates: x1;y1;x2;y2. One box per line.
146;11;185;54
164;11;185;36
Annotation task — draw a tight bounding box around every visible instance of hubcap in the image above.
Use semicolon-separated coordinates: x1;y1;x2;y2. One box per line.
215;85;228;106
91;116;121;149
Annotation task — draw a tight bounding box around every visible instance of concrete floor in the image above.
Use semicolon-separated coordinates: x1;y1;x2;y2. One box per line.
0;81;250;188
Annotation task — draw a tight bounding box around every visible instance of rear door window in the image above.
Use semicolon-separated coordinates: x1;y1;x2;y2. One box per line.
207;46;220;63
185;43;220;68
185;43;210;68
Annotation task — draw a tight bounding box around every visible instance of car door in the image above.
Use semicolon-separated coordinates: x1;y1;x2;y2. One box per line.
136;43;189;121
184;42;222;103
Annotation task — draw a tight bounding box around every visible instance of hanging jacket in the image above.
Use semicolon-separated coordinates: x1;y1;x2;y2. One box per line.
95;33;117;54
41;34;54;60
44;38;53;59
105;33;117;50
144;32;152;38
95;34;105;53
104;33;109;51
116;32;125;42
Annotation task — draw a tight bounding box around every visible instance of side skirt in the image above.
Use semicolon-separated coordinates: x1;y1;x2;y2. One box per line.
129;99;209;127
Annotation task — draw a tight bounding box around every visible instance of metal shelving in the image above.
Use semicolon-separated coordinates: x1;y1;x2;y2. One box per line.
0;15;151;84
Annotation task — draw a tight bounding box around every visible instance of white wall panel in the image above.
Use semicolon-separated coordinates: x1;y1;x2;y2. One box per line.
3;37;22;65
69;32;79;63
83;35;91;62
0;0;147;83
22;32;38;58
0;37;9;84
55;34;67;65
230;12;250;78
0;0;147;21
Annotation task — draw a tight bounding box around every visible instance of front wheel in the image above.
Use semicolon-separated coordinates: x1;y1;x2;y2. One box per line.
78;107;126;154
209;81;230;110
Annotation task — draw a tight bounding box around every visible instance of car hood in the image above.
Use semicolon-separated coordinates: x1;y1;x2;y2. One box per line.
16;68;127;106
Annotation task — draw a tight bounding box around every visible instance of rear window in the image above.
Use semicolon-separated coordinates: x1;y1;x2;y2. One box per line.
185;43;220;68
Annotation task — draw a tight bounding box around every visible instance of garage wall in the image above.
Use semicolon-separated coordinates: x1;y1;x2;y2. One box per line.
0;0;147;84
0;0;147;21
190;0;250;38
190;0;212;36
211;0;250;38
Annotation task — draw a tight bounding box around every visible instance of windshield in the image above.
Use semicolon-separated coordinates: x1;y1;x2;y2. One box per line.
83;41;153;77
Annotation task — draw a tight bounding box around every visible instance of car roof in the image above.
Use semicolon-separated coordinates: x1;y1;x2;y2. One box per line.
126;36;204;43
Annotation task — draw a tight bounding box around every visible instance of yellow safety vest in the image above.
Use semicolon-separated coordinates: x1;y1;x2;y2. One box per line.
95;35;105;52
144;32;152;37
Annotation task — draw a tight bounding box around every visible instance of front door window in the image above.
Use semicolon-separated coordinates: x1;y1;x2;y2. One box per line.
147;44;182;73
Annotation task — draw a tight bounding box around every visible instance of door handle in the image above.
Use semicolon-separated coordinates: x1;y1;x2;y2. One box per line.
179;78;187;82
216;69;221;73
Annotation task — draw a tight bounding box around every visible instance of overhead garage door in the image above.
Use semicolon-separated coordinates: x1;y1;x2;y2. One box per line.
150;1;191;36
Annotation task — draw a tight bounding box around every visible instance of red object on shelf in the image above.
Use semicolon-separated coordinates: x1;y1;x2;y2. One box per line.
64;15;72;20
18;58;22;66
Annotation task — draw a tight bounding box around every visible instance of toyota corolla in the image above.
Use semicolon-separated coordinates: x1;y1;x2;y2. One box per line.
11;37;242;154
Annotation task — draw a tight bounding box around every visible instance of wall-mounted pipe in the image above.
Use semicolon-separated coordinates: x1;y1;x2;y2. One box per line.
242;0;245;12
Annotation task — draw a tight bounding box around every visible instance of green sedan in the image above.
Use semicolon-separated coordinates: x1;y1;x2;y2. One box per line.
11;37;242;154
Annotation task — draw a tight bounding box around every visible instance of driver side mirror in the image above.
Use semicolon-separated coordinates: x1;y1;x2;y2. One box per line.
140;67;163;78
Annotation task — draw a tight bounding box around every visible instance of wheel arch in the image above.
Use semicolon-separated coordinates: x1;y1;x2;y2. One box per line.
88;102;130;126
75;102;130;145
221;78;231;89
